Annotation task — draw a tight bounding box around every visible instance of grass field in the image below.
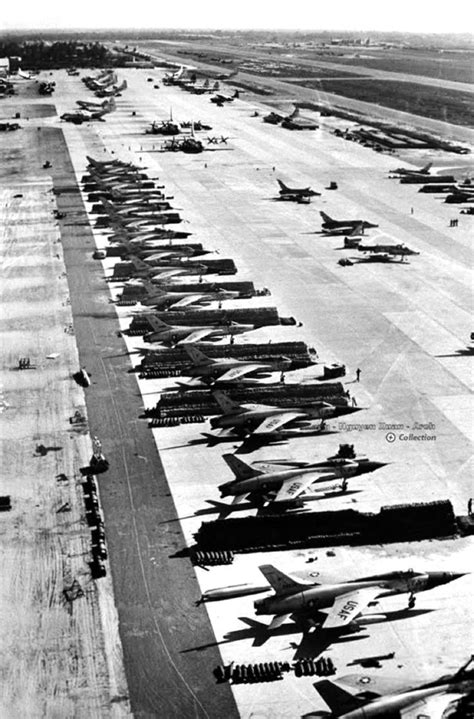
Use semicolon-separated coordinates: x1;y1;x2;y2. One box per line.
293;78;474;127
300;51;474;85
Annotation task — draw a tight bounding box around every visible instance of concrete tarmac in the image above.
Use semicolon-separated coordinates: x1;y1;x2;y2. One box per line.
5;68;471;718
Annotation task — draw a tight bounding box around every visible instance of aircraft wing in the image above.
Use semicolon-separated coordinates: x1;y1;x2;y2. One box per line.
179;328;217;344
268;613;292;631
253;412;307;435
170;294;204;308
400;694;458;719
216;364;266;383
274;475;316;503
322;588;381;630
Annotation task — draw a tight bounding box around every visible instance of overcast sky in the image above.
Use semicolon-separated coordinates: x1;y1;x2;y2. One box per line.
1;0;473;34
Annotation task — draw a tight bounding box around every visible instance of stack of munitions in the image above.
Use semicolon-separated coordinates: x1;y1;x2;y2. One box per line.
193;501;458;552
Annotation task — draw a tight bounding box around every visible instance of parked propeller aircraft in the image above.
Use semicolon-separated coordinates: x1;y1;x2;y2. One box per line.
76;98;116;112
281;106;318;131
61;108;109;124
143;316;254;344
209;389;361;436
277;180;320;198
182;346;291;384
218;449;386;505
254;565;467;632
320;212;378;235
210;90;240;106
314;655;474;718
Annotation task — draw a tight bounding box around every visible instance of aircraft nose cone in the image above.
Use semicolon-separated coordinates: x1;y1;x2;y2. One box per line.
337;405;363;416
427;571;469;586
362;461;388;473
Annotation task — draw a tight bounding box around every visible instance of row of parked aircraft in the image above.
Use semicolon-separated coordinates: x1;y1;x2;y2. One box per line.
79;71;469;715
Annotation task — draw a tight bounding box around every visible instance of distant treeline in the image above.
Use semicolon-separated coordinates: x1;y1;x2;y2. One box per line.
0;40;113;69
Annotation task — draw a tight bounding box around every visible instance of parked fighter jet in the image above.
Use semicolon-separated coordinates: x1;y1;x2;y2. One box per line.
140;285;239;310
182;346;291;384
210;90;239;106
218;449;386;505
314;655;474;718
320;212;378;235
209;389;360;436
357;243;419;258
254;565;466;631
277;180;320;198
390;161;432;177
143;316;254;345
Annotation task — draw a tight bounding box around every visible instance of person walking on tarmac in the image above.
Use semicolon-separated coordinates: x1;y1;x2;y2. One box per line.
356;368;361;382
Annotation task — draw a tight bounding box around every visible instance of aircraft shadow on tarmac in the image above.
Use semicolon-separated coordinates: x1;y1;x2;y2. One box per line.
160;429;338;455
160;488;362;525
181;608;434;661
435;350;474;357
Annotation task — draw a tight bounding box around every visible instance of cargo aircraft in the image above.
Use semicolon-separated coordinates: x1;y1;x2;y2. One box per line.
254;565;467;631
314;655;474;718
210;90;240;106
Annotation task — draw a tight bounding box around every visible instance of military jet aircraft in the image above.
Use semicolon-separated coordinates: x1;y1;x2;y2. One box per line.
218;450;386;506
389;161;432;177
277;180;320;198
314;655;474;718
140;285;240;310
254;565;467;631
182;346;291;384
210;90;240;105
143;316;254;345
320;212;378;235
209;389;361;435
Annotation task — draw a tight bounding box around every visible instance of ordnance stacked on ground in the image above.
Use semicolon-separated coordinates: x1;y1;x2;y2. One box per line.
146;382;347;418
193;500;459;552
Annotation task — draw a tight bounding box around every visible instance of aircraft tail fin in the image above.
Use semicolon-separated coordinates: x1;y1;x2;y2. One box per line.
233;90;239;98
183;344;214;366
320;211;333;223
212;389;244;415
421;162;432;174
314;680;366;717
277;179;288;192
258;565;306;595
147;316;170;332
223;453;261;480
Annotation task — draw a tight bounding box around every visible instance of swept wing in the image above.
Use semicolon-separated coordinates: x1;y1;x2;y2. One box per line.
322;588;381;629
253;411;307;434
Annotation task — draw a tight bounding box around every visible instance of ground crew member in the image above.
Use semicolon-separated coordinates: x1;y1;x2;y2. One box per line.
356;368;361;382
